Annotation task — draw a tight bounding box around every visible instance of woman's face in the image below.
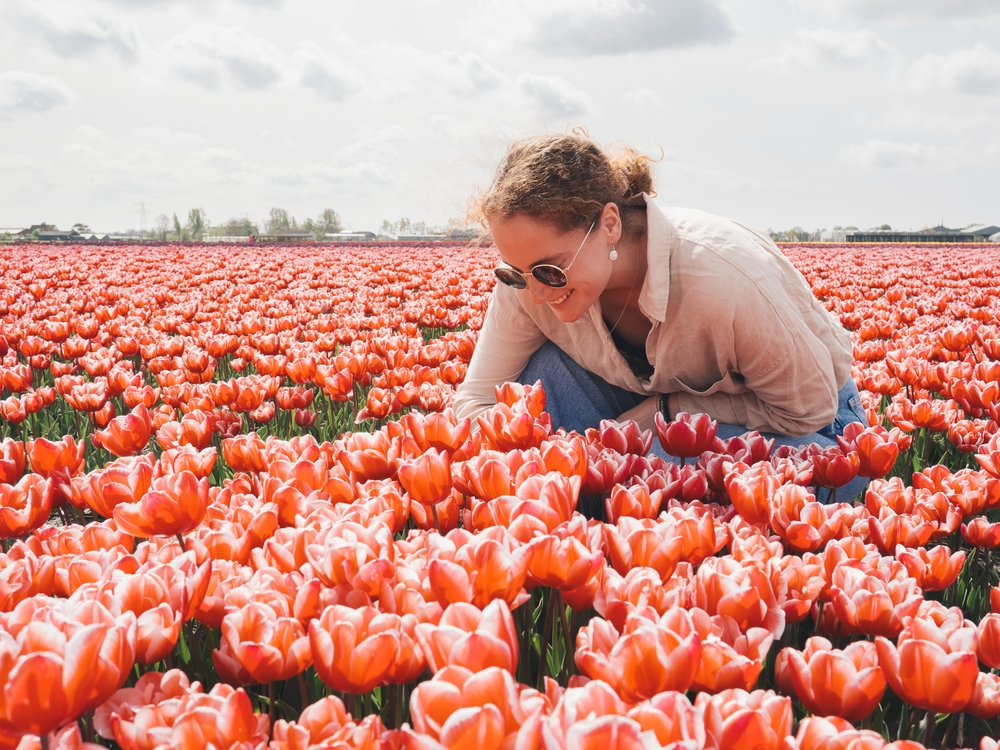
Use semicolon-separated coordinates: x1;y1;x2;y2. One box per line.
490;213;612;323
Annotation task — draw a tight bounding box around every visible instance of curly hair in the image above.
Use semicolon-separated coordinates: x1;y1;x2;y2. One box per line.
475;129;657;233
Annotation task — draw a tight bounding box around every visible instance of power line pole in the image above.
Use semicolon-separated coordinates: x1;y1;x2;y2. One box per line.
132;202;153;233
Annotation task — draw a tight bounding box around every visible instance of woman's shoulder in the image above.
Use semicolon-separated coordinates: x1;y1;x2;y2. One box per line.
654;204;767;250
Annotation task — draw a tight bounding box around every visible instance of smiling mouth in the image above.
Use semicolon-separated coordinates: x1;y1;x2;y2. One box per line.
550;290;572;306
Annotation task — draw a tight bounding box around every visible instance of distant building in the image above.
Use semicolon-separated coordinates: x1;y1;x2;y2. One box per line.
273;229;316;241
963;225;1000;238
846;225;993;243
396;234;447;242
325;231;376;242
447;227;486;241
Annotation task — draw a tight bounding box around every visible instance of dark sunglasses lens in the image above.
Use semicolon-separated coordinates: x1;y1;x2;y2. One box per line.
531;265;568;288
494;267;527;289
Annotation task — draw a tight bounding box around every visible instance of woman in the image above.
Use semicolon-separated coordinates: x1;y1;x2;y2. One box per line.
453;132;868;500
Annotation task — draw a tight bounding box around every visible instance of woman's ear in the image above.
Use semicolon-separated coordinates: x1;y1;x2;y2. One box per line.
600;202;624;246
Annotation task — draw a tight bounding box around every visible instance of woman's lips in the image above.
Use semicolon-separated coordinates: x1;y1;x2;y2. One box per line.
549;289;572;308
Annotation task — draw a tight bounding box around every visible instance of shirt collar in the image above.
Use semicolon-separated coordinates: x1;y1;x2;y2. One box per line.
636;194;676;324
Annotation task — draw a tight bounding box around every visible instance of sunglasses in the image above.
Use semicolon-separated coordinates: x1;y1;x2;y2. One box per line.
494;222;595;289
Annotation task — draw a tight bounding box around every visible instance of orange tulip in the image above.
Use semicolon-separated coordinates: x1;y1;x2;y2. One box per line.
222;432;269;473
977;613;1000;670
962;516;1000;548
0;438;25;484
541;679;645;750
828;565;923;638
602;517;682;581
218;602;312;684
775;637;885;721
696;689;791;750
477;402;551;452
967;672;1000;720
874;610;979;713
26;436;85;478
0;602;136;737
724;462;780;527
74;454;154;519
693;556;786;639
305;518;396;596
154;411;213;451
575;609;701;701
605;483;663;522
112;470;210;538
690;609;773;693
309;604;423;693
767;484;844;553
0;474;53;538
867;511;935;554
895;544;965;591
415;599;519;675
397;447;452;506
92;404;152;457
399;409;472;455
408;665;550;750
786;716;886;750
525;533;604;591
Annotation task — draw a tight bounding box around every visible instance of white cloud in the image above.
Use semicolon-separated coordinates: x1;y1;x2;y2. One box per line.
0;71;75;119
165;25;287;90
526;0;736;55
758;28;893;68
517;74;594;118
134;126;208;148
803;0;1000;23
904;43;1000;96
72;125;113;146
294;41;363;102
7;0;142;62
438;52;506;96
623;88;666;111
840;139;946;169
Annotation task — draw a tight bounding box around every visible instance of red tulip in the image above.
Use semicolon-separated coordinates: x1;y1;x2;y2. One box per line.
654;411;717;462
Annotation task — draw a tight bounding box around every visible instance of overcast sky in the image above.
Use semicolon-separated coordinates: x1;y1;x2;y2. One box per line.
1;0;998;234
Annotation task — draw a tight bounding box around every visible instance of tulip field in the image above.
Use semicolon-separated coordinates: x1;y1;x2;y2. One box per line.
4;240;1000;750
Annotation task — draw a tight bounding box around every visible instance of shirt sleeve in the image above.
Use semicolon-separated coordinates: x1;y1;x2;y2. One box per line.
452;283;548;422
669;262;842;437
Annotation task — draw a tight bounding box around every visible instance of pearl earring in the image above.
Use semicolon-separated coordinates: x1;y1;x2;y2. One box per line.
609;246;618;261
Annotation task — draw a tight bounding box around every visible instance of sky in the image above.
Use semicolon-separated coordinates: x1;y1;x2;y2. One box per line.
1;0;998;234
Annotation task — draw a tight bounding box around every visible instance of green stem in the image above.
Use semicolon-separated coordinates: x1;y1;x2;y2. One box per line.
536;588;556;691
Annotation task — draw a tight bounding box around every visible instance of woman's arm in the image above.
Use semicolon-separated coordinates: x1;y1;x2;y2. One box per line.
452;284;548;422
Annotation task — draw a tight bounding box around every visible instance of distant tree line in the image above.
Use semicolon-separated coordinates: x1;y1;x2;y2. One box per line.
147;207;344;241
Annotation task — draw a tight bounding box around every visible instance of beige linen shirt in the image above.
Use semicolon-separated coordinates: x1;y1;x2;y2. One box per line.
453;196;853;437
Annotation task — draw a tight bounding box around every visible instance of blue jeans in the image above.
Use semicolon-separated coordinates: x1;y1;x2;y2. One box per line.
518;341;869;503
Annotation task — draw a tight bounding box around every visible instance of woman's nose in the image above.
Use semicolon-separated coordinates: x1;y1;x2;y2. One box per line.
526;277;550;305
